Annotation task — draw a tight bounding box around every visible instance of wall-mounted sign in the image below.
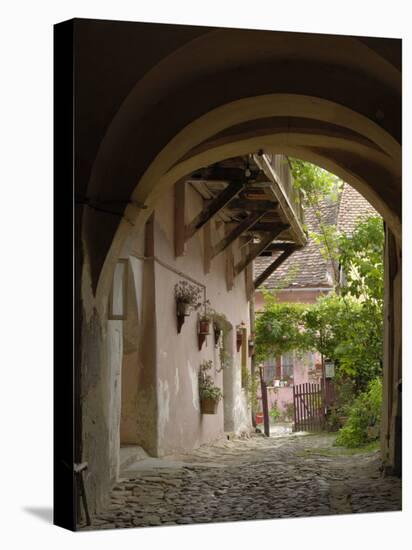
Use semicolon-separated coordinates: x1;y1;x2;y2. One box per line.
325;361;335;378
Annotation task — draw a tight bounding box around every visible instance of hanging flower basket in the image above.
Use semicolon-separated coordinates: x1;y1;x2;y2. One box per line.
174;280;202;333
255;412;264;424
176;300;191;316
199;317;211;335
199;360;223;414
200;397;219;414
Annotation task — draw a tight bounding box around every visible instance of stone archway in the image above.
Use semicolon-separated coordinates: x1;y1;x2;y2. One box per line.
74;22;401;512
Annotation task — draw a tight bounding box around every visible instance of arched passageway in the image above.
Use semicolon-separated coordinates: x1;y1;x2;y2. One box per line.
71;19;401;514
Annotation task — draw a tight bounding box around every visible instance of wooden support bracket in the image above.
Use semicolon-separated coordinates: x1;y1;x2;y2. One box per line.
211;211;265;259
185;180;246;241
233;225;288;277
253;244;299;289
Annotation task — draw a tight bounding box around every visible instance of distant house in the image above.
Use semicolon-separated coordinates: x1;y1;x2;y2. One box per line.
254;183;378;419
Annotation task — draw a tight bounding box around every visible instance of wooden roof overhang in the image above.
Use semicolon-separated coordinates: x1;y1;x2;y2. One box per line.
175;153;307;288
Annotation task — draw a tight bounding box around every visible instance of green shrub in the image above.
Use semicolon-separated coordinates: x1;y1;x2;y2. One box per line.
284;403;294;421
335;378;382;448
269;402;281;422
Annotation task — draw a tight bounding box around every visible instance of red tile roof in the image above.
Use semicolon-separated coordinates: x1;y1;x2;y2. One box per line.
254;184;378;290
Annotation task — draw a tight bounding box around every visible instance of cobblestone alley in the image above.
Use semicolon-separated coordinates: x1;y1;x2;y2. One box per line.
82;433;401;530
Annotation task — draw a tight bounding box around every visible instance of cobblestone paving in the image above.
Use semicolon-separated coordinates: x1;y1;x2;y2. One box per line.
82;433;401;530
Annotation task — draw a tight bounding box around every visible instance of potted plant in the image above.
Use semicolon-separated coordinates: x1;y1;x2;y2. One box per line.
255;411;264;424
174;280;202;315
198;300;212;335
174;280;202;333
198;360;223;414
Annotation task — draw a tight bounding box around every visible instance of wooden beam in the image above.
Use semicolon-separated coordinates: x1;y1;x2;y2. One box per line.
174;180;186;257
264;242;297;252
234;226;287;277
185;180;246;241
253;244;298;289
211;211;265;259
191;167;247;182
250;222;290;232
253;153;307;246
226;199;278;212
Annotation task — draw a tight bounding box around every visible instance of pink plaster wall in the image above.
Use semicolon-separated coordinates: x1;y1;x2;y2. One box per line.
258;353;323;418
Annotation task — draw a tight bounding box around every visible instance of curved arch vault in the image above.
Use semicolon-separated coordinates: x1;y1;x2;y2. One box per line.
73;20;401;513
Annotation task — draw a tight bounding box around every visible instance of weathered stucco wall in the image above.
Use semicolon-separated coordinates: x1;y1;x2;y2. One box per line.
81;180;254;512
80;259;112;514
152;184;252;455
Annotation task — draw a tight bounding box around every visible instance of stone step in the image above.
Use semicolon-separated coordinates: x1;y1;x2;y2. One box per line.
119;445;149;470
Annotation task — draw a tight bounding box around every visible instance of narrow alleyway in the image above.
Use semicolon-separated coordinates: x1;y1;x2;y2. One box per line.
83;433;401;530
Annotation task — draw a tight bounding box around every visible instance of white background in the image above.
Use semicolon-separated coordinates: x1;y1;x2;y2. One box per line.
0;1;410;548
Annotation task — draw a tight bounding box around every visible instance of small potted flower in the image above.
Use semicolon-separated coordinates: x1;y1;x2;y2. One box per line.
174;280;202;333
174;280;202;316
198;360;223;414
198;300;212;335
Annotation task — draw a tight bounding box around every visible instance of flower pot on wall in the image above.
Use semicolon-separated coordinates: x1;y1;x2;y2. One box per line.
200;397;219;414
198;318;211;350
199;318;211;335
177;301;191;316
255;412;264;424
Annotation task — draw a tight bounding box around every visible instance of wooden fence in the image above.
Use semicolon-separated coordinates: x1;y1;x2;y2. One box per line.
293;383;325;432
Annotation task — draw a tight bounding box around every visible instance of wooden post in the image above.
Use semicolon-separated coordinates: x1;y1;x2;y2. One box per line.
293;385;297;432
259;366;270;437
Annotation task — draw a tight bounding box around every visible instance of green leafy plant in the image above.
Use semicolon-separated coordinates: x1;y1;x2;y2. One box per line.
290;158;342;288
284;403;294;421
269;402;281;422
335;378;382;448
218;348;231;370
242;367;259;411
198;360;223;401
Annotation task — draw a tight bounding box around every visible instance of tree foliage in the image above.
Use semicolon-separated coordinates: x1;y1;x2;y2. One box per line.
339;215;384;305
256;159;384;394
255;293;307;361
290;159;342;288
